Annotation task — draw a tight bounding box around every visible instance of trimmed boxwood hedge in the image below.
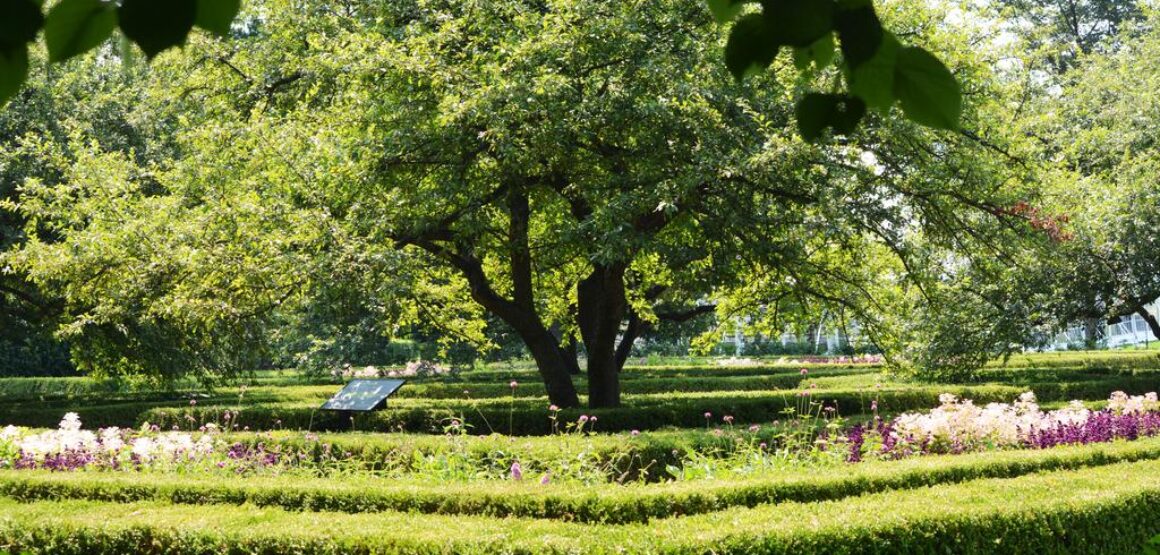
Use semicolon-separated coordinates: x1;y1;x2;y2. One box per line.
2;437;1160;524
2;459;1160;553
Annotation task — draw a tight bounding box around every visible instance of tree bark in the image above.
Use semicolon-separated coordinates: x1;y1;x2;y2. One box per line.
1137;307;1160;341
578;264;627;408
1083;316;1101;349
614;308;646;372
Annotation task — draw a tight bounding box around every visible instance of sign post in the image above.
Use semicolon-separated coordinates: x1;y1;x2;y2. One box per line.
320;379;406;430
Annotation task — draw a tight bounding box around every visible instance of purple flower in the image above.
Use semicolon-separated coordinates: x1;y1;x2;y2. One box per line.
510;462;523;480
540;473;550;485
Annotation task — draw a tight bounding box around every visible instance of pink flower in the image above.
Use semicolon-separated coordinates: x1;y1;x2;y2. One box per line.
722;415;734;424
578;415;589;423
589;416;598;423
870;400;878;411
748;424;760;433
510;462;523;480
630;429;640;436
190;399;197;406
800;368;808;375
549;405;559;412
510;380;519;389
540;473;550;485
704;412;712;419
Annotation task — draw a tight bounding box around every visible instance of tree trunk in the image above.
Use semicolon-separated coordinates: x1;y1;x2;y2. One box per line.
1083;316;1101;349
521;328;582;407
615;308;647;372
577;264;627;408
1137;307;1160;341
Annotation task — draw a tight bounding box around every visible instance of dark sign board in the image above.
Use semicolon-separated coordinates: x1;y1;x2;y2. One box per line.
320;379;406;411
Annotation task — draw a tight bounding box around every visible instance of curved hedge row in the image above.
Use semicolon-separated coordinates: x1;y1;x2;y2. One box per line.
2;459;1160;553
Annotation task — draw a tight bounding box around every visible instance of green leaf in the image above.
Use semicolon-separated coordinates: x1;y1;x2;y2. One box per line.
44;0;117;63
847;32;897;109
0;0;44;50
795;93;866;141
725;13;778;81
195;0;240;36
893;46;961;129
764;0;834;48
792;32;834;71
833;1;882;70
117;0;197;59
0;44;29;108
706;0;748;24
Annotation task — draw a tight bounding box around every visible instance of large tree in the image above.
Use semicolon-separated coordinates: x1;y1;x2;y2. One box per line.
5;0;1022;405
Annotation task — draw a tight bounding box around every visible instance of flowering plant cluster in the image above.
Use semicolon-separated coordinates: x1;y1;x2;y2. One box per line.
773;354;884;365
0;414;218;471
329;360;455;380
883;391;1160;456
0;414;349;474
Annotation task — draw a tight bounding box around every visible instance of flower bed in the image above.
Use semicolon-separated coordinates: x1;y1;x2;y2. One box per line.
2;391;1159;482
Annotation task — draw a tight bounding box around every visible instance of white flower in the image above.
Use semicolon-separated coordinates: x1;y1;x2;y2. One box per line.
0;425;21;442
59;412;82;432
131;437;155;461
99;428;124;453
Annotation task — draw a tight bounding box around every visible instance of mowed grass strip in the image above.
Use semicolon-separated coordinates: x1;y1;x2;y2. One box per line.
3;437;1160;523
2;458;1160;553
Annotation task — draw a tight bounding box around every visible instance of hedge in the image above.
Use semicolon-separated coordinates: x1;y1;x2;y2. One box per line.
2;459;1160;553
3;437;1160;524
134;387;989;435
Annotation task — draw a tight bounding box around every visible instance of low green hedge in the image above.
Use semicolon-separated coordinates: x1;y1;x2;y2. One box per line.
135;387;973;434
2;459;1160;553
8;372;1160;435
3;437;1160;524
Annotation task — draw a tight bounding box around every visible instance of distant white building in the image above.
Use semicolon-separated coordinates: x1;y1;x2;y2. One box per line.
1047;299;1160;349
